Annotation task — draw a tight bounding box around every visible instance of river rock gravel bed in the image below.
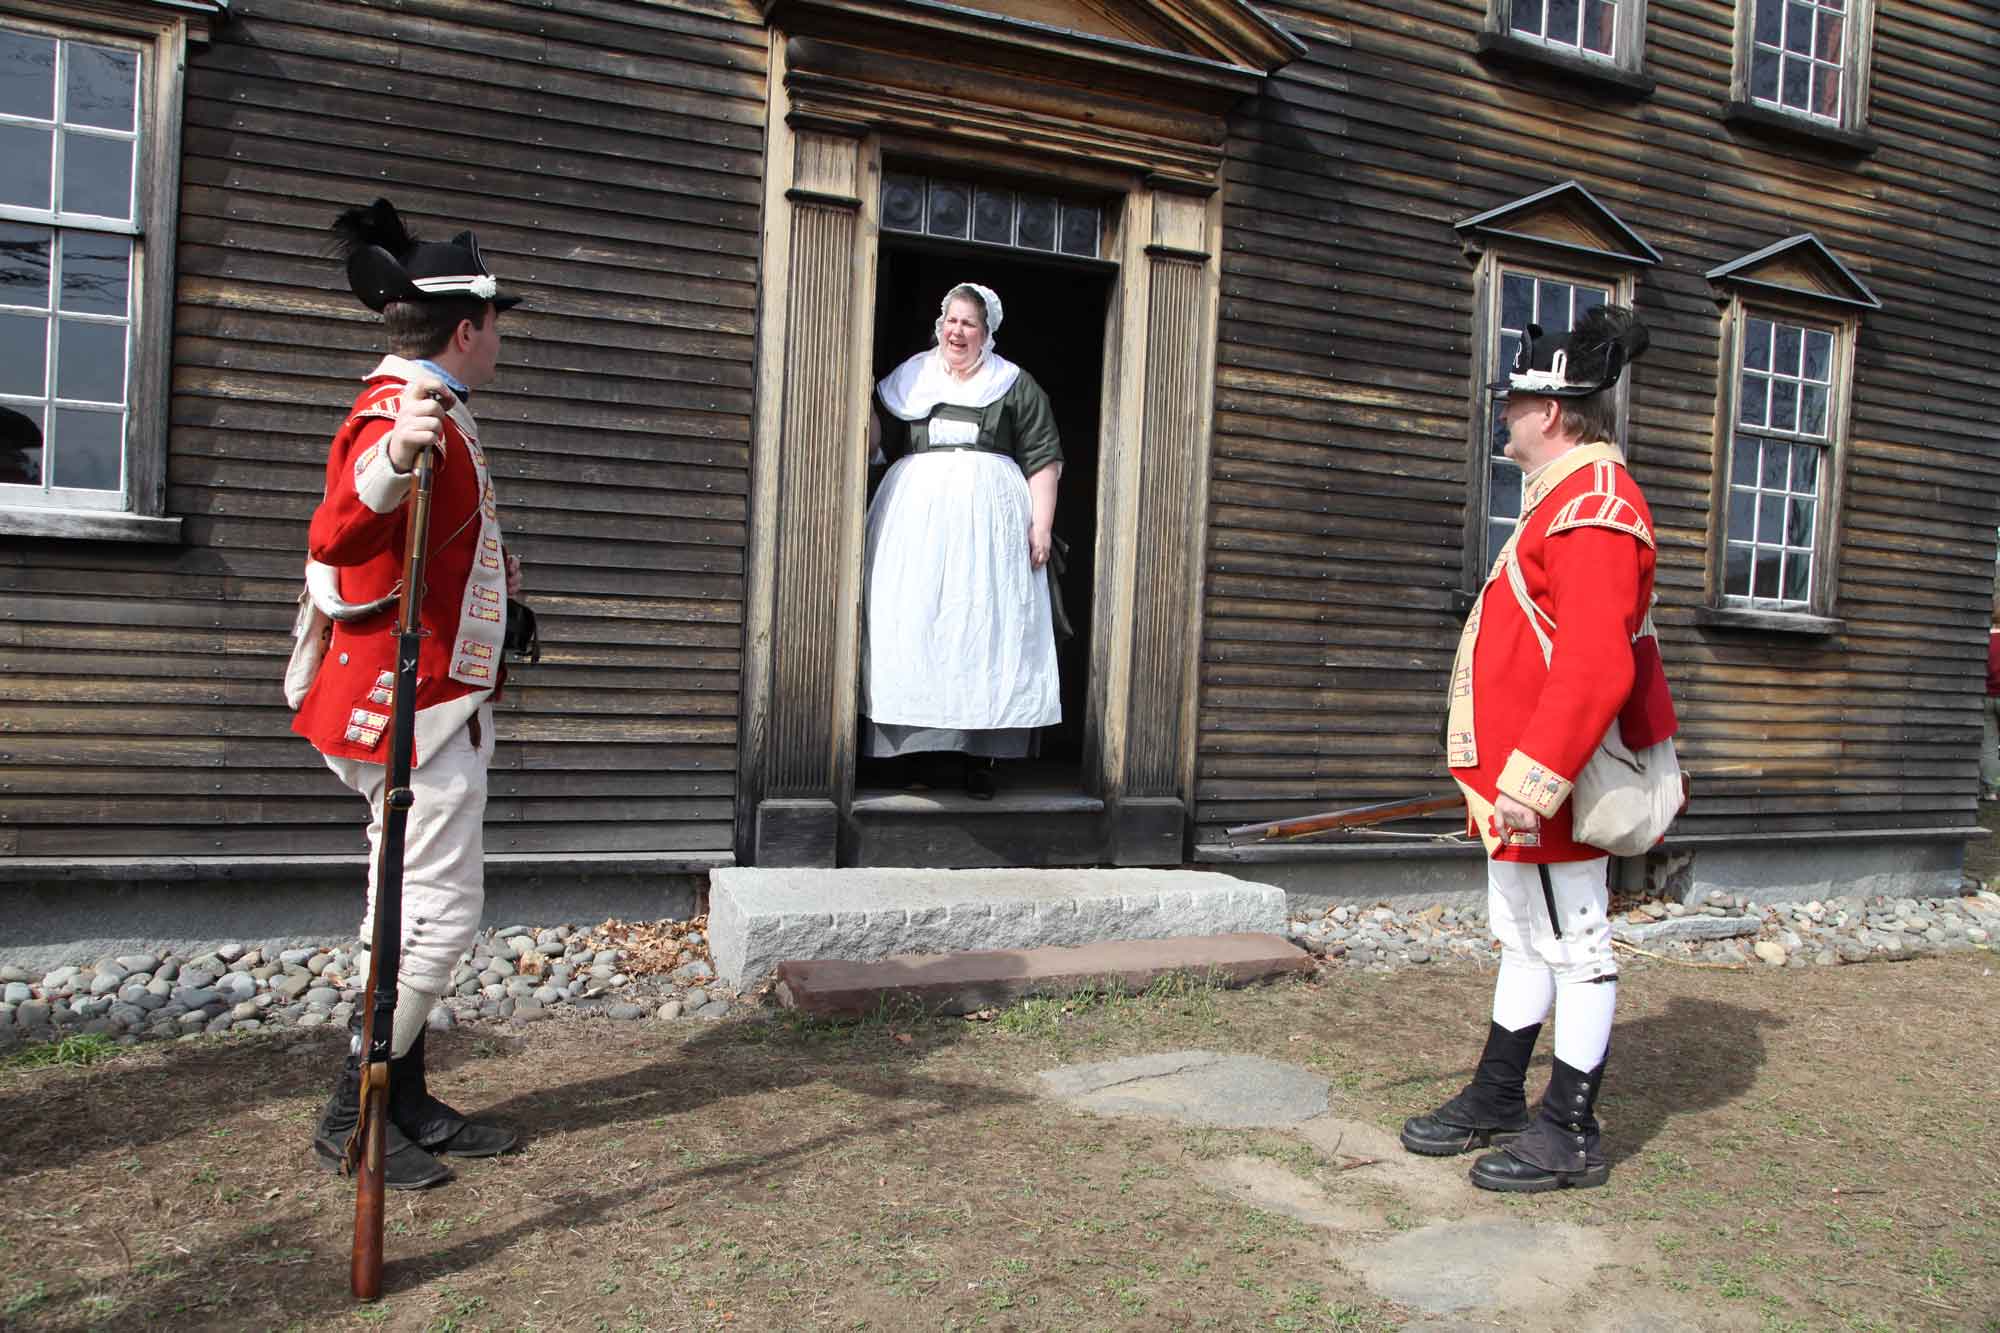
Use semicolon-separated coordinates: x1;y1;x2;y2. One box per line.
1286;885;2000;971
0;918;733;1052
4;889;1995;1053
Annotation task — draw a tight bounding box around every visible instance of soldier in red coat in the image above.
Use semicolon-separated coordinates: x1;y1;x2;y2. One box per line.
290;200;523;1188
1400;305;1674;1192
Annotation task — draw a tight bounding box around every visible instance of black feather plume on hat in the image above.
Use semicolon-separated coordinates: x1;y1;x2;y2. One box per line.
328;197;418;263
1574;304;1649;369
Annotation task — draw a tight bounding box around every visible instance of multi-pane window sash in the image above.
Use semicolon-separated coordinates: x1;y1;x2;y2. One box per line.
0;27;140;510
1723;315;1835;609
1749;0;1846;122
881;173;1101;260
1510;0;1618;58
1484;270;1609;567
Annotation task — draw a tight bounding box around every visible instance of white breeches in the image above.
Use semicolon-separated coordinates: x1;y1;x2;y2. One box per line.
1488;856;1617;1070
1487;856;1616;985
325;704;492;1000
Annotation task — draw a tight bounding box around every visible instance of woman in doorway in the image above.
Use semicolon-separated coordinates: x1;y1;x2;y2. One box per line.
863;282;1063;798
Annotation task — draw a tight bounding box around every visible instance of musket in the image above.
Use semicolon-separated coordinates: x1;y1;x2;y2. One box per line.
1226;792;1466;844
344;423;438;1302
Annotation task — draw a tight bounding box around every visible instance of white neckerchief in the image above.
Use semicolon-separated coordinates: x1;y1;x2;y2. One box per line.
877;347;1021;421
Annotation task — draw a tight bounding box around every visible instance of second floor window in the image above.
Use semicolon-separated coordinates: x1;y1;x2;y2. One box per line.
1748;0;1846;121
1509;0;1617;59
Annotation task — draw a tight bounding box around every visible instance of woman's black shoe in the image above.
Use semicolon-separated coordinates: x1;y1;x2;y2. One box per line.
964;760;996;800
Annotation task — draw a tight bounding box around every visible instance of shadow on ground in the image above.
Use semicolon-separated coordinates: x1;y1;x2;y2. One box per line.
0;1013;1027;1323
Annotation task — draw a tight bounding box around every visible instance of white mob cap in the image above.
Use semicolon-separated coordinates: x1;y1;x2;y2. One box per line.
934;282;1003;351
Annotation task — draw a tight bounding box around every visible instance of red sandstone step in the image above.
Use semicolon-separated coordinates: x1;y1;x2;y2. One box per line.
772;932;1311;1018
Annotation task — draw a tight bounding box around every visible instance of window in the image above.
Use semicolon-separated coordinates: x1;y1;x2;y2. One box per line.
1507;0;1620;61
0;30;139;509
882;172;1101;259
1483;270;1611;563
1729;0;1874;143
0;3;211;542
1454;183;1658;596
1704;234;1878;629
1721;316;1835;609
1478;0;1652;91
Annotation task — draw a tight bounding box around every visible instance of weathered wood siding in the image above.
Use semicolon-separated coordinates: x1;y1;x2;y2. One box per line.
0;0;765;859
1198;0;2000;843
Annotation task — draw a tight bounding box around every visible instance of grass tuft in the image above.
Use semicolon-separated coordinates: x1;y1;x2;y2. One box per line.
2;1032;120;1071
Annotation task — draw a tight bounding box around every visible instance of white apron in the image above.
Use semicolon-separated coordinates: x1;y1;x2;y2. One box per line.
862;442;1061;731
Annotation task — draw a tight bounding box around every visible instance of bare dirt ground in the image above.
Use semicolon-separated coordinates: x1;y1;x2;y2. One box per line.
3;940;1996;1333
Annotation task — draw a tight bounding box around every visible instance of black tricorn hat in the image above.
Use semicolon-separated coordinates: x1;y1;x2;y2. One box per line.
329;198;522;314
1489;304;1648;398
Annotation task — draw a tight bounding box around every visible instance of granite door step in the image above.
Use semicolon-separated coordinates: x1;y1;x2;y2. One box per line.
772;931;1310;1017
710;867;1286;988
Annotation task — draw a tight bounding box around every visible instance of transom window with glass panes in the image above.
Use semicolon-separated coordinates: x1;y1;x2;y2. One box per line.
1723;315;1835;609
0;26;140;510
1482;270;1609;566
1509;0;1618;58
882;173;1100;260
1748;0;1850;122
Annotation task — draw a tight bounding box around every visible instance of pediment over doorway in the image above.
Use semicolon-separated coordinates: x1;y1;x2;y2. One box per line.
765;0;1304;187
943;0;1308;70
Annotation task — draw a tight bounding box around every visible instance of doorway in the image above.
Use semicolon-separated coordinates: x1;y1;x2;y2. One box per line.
857;237;1114;797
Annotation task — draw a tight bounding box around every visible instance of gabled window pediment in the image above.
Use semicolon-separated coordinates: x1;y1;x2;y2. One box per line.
1455;181;1661;269
1706;233;1881;312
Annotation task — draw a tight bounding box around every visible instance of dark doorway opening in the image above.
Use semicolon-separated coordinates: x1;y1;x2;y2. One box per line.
858;236;1113;796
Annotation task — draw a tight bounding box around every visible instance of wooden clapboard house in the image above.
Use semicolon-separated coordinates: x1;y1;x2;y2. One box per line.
0;0;1992;900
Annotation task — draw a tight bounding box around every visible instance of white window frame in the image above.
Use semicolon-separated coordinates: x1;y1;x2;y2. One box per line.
0;1;202;542
1707;296;1857;626
1491;0;1648;70
1463;251;1636;589
1481;0;1651;82
1730;0;1875;138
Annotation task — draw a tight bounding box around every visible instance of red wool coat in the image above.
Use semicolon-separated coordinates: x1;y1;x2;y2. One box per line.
291;359;506;766
1449;444;1678;862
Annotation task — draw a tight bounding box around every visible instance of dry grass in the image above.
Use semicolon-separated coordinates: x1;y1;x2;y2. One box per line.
1;949;1995;1332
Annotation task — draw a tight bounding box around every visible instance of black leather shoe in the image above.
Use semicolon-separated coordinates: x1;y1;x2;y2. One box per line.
1468;1143;1610;1192
390;1028;519;1158
1401;1095;1531;1156
1469;1055;1610;1193
312;1047;452;1190
1400;1020;1542;1156
964;762;996;801
426;1119;518;1158
312;1120;454;1190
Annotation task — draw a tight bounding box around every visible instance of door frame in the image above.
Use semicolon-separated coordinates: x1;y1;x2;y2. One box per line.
735;4;1299;866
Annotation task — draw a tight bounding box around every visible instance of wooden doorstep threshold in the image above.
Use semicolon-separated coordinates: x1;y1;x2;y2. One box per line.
849;787;1106;816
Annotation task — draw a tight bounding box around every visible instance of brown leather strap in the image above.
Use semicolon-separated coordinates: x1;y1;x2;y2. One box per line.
467;710;482;751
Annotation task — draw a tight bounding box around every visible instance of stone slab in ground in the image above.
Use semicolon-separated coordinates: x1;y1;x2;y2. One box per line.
1348;1218;1610;1316
773;932;1309;1017
1038;1049;1328;1128
709;867;1286;988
